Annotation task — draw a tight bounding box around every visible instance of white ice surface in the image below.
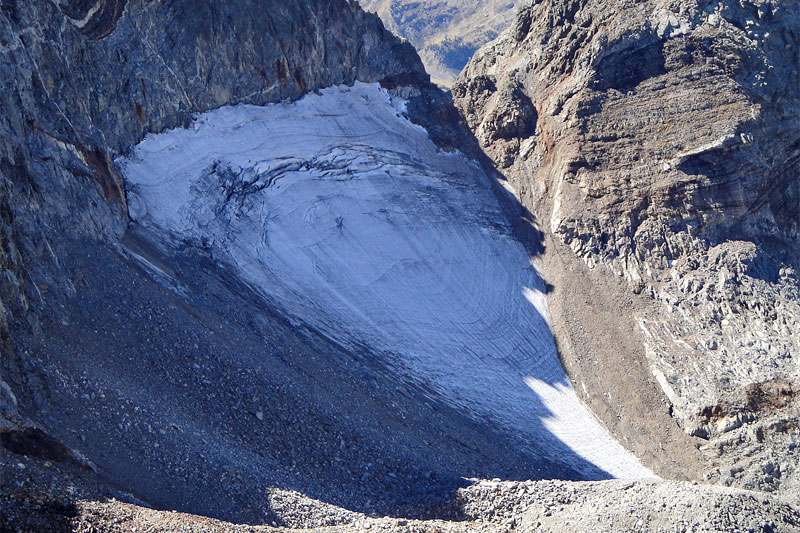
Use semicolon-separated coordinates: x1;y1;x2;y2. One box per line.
119;82;653;479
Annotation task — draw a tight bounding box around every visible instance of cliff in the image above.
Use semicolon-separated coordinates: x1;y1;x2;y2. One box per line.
455;0;800;501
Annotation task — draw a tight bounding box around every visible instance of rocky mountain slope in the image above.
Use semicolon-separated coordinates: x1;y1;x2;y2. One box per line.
5;446;800;532
454;0;799;502
117;81;650;481
0;0;649;527
2;0;800;531
2;0;548;525
358;0;519;85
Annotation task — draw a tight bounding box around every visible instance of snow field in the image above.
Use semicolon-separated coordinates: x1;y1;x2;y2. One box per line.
120;82;654;479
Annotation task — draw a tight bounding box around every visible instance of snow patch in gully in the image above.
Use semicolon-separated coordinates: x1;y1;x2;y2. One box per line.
119;82;652;479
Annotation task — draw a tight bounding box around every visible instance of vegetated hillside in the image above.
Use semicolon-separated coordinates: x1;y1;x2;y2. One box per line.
358;0;518;85
455;0;800;502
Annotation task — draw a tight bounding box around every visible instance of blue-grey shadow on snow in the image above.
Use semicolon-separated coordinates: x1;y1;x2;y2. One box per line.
10;123;624;528
11;87;619;527
13;192;616;527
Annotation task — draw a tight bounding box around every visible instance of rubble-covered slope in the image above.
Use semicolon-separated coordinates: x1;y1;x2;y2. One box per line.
4;446;800;532
119;81;650;481
1;0;529;524
454;0;799;500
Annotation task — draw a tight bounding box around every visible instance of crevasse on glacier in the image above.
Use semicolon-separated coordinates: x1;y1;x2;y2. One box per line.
119;82;653;479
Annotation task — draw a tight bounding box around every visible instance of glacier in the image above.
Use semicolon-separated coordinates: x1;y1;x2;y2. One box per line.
119;82;653;479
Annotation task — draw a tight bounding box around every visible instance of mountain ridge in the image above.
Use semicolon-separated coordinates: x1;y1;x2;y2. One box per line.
454;0;800;501
358;0;519;85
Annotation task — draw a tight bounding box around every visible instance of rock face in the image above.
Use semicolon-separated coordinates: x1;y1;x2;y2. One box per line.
56;0;129;39
358;0;519;85
454;0;800;501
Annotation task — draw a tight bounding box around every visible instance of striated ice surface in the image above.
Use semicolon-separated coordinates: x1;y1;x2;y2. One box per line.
119;82;653;479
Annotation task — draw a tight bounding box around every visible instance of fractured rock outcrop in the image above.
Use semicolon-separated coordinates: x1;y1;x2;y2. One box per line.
455;0;800;500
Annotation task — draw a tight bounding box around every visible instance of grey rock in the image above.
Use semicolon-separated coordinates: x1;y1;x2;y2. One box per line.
0;0;428;348
454;0;800;500
57;0;128;40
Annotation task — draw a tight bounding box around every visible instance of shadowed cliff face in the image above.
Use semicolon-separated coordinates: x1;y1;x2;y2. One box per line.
455;0;800;501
